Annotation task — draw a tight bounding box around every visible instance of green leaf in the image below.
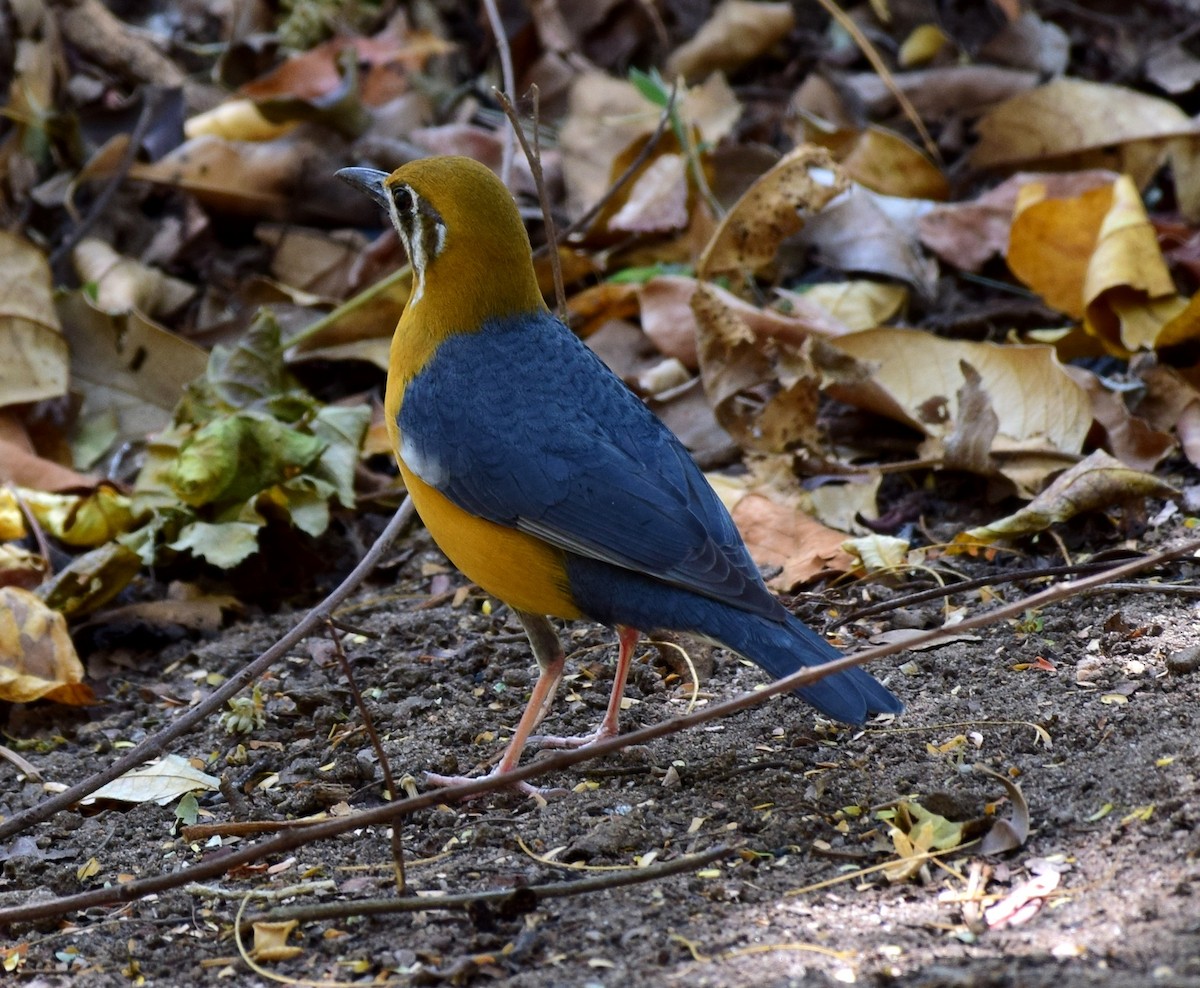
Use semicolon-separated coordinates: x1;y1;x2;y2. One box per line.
607;262;693;284
629;66;670;108
309;404;371;508
206;310;300;411
175;792;200;826
169;520;261;568
168;413;326;508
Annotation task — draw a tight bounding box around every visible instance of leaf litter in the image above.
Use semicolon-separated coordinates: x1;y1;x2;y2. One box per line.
1;0;1199;985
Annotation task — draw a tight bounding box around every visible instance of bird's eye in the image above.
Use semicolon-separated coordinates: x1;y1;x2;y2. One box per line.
391;185;413;214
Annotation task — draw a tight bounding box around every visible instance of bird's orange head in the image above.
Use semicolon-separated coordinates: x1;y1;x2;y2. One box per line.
338;156;547;345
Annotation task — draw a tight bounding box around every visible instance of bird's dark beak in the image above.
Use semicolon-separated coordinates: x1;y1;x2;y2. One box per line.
336;166;391;210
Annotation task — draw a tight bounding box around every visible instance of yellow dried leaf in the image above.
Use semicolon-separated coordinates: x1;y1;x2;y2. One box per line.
0;231;68;407
0;587;92;705
698;145;848;280
666;0;794;82
956;450;1178;545
803;123;949;200
974;78;1199;170
898;24;949;67
185;98;298;141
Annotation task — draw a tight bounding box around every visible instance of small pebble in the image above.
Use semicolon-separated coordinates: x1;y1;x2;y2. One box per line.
1166;645;1200;676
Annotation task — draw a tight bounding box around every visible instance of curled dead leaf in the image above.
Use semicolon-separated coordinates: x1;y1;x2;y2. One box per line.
698;145;847;281
0;587;93;705
956;450;1178;546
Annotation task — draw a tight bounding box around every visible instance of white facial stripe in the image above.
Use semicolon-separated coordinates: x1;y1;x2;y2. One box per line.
385;185;446;311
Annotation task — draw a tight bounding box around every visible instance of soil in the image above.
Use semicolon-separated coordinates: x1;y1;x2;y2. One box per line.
2;501;1199;987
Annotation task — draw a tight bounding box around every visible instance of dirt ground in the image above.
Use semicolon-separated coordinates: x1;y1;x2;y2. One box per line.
2;491;1199;987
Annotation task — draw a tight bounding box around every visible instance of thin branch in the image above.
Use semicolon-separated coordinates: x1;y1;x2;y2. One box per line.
481;0;516;187
810;0;941;163
327;621;407;892
495;86;566;317
829;559;1131;628
241;845;733;928
0;499;416;845
1;537;1195;927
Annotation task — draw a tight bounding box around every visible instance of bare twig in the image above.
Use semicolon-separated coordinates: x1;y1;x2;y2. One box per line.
549;83;680;246
0;499;416;845
241;845;733;928
829;559;1133;628
810;0;941;162
495;86;566;317
2;537;1195;927
480;0;516;186
49;87;169;276
326;621;407;892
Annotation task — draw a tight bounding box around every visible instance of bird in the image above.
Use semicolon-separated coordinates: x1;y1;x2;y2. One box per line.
337;155;901;794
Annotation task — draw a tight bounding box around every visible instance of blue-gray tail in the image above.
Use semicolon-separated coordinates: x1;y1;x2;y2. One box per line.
707;606;902;723
567;556;902;724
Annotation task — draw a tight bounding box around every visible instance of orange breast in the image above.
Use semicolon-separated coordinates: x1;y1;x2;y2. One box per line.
398;462;583;620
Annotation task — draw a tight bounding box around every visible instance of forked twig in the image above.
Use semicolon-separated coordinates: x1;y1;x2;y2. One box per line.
0;499;416;845
1;537;1195;927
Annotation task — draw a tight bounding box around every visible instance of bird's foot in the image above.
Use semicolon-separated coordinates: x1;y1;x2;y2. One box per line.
529;723;619;750
424;770;568;801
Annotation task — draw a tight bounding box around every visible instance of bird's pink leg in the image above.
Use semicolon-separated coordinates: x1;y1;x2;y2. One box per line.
531;624;640;749
426;611;567;798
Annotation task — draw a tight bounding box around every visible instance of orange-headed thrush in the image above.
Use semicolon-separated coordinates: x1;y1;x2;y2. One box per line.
338;156;901;792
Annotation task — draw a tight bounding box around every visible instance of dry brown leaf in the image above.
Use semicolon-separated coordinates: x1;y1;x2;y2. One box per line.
82;753;220;806
0;411;96;491
819;329;1092;495
559;72;741;218
919;170;1117;273
72;239;196;317
0;232;68;408
1145;41;1200;95
1064;366;1174;472
0;544;47;591
775;281;907;333
252;919;303;962
1007;175;1196;353
842;65;1039;120
57;292;208;466
609;153;690;233
0;587;93;705
698;144;847;280
978;11;1070;75
665;0;794;82
973;77;1200;171
730;493;855;590
692;283;828;453
638;276;701;368
801;123;949;201
256;226;365;297
128;135;305;219
956;450;1177;545
798;186;939;295
1136;364;1200;469
568;282;642;342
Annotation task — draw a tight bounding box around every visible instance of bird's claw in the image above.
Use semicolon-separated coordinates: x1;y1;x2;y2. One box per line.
528;726;618;750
